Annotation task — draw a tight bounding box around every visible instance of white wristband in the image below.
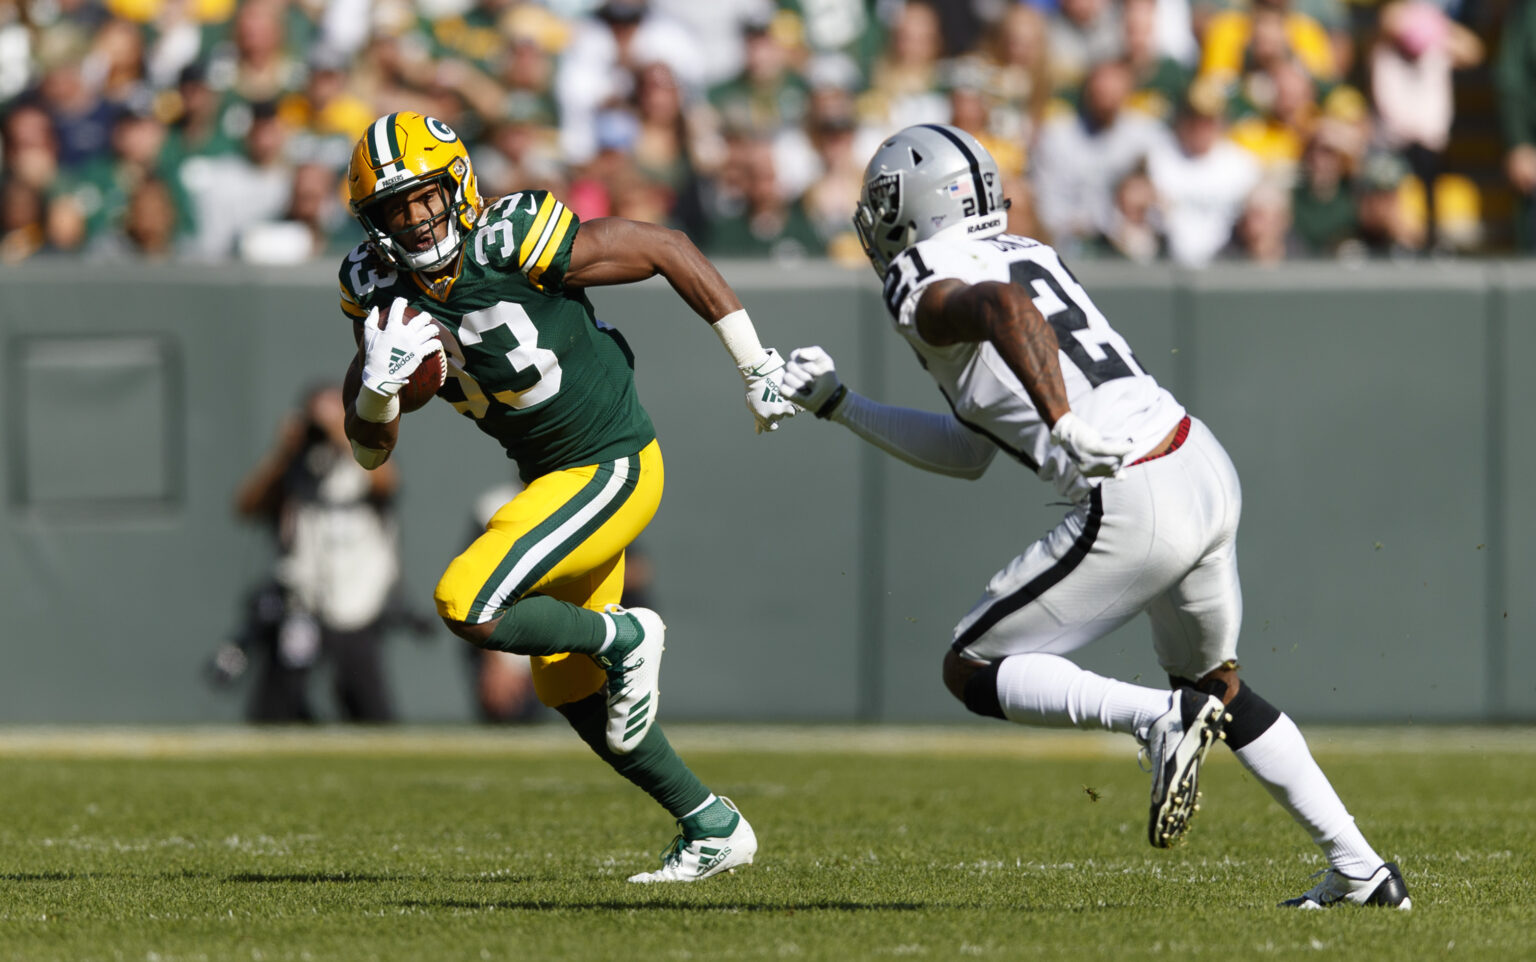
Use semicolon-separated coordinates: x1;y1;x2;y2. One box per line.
712;309;766;370
354;386;399;423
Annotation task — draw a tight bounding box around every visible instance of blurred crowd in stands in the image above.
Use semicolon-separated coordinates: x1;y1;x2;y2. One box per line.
1;0;1532;268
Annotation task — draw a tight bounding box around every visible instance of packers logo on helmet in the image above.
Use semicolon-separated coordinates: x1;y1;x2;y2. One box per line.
347;111;483;272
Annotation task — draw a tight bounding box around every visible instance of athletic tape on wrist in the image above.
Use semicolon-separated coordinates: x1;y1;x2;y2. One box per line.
712;309;767;371
355;386;399;423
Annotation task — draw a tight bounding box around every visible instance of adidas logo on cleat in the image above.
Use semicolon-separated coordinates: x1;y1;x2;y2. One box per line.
696;845;732;873
600;606;666;755
623;693;652;741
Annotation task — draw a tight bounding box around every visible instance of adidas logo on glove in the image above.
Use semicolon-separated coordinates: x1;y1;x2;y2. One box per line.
387;346;414;376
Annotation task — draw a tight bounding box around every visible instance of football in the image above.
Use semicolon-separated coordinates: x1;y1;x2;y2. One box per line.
383;303;447;413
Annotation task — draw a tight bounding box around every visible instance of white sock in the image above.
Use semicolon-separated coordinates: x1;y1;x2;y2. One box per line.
680;793;718;819
1231;713;1383;877
993;653;1173;735
593;610;620;656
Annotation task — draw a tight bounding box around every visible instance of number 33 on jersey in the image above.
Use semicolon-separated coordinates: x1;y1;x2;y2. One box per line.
338;189;656;482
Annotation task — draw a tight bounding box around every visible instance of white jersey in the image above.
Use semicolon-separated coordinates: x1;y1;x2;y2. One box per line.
882;233;1186;503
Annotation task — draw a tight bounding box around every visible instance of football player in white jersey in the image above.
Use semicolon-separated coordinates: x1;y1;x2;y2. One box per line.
781;124;1410;910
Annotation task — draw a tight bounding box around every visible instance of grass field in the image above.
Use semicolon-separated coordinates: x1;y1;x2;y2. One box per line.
1;725;1532;962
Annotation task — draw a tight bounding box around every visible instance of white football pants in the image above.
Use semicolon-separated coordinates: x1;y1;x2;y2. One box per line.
951;417;1242;681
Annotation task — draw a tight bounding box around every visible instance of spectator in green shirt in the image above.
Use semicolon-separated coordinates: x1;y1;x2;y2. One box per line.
702;134;823;260
1291;124;1359;256
1496;0;1536;249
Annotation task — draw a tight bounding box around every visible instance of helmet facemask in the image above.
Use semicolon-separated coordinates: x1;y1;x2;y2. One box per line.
356;170;468;272
854;169;911;279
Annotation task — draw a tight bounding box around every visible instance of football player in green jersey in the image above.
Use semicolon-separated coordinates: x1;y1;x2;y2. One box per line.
336;112;794;882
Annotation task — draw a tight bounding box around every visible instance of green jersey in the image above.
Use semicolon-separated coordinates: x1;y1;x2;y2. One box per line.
339;190;655;482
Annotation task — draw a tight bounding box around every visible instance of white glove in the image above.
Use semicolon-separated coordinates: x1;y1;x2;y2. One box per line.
360;297;442;398
739;348;799;433
1050;410;1135;478
781;346;849;419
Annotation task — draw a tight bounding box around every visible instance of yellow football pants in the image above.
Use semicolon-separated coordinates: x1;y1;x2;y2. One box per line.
435;440;664;707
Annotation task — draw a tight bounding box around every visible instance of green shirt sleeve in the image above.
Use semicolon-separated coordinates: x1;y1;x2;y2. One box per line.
479;189;580;293
1496;2;1536;148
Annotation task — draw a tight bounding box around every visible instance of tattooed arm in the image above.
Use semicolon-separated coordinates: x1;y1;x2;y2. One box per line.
913;279;1071;427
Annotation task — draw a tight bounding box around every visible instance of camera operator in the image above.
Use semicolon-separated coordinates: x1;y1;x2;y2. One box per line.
224;383;405;722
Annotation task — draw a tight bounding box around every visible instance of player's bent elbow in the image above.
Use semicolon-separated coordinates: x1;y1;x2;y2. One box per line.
657;223;697;250
940;445;997;481
651;223;705;269
948;459;992;481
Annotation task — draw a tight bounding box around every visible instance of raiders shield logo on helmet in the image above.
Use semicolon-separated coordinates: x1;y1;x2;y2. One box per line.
869;172;902;224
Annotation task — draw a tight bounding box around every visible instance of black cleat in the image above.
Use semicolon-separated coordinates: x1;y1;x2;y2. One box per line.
1280;861;1412;910
1139;689;1228;848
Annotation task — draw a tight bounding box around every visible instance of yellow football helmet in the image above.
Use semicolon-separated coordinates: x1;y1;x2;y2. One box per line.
347;111;483;271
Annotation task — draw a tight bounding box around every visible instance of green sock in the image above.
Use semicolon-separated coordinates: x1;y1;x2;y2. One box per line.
557;693;710;818
678;796;741;841
483;596;642;657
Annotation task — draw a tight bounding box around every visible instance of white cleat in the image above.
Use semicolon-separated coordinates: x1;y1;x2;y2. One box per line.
627;798;758;883
1139;688;1228;848
595;605;665;755
1280;861;1412;910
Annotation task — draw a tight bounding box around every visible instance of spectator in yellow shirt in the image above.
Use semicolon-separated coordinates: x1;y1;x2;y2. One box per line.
1200;0;1338;85
1228;59;1318;180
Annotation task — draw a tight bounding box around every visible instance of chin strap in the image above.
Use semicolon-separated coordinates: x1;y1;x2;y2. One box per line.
397;224;461;272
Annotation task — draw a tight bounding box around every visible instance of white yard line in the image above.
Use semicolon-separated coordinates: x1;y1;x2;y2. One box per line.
0;724;1530;760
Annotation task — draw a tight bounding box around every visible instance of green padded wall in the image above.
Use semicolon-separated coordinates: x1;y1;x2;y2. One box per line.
0;260;1529;722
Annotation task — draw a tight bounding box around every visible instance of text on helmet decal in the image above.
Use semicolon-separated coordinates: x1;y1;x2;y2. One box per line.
966;212;1007;234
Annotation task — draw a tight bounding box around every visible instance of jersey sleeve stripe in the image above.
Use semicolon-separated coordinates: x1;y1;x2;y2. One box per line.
527;206;573;286
520;200;565;277
338;279;363;310
518;195;558;269
340;298;368;319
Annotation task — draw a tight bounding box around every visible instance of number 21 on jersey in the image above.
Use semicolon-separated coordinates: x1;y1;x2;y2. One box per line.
1010;261;1142;388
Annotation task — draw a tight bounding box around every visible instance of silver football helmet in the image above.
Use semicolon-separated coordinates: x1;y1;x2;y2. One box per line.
853;124;1009;277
